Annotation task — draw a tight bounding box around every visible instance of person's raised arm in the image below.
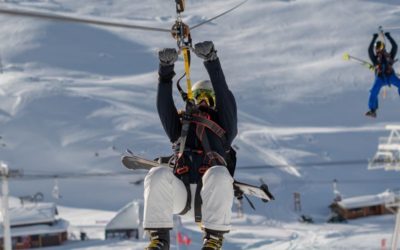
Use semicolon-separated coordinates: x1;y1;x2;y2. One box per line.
157;48;181;143
369;33;379;65
193;41;238;145
386;32;397;59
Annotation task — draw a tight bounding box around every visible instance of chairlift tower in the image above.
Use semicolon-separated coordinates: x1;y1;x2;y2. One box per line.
368;125;400;171
0;163;11;250
368;125;400;250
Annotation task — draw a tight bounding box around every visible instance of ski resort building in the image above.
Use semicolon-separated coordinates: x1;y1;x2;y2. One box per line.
0;202;68;249
330;190;397;220
105;201;142;240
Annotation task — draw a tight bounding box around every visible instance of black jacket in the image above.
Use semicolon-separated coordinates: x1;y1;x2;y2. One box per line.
156;58;238;182
369;34;397;76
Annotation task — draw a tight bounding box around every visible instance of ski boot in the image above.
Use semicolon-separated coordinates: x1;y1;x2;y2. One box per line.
145;229;170;250
202;229;224;250
365;110;377;118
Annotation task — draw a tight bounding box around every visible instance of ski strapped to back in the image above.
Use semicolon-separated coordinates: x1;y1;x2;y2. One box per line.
342;52;398;75
343;52;374;71
121;152;275;204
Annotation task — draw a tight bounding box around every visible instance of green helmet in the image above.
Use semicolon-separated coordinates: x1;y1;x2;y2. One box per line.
192;80;216;108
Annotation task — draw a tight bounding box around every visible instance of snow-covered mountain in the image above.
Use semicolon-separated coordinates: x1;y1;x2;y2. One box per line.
0;0;400;249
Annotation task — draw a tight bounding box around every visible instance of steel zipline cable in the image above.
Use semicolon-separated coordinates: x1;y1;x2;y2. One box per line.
0;7;172;32
0;0;248;33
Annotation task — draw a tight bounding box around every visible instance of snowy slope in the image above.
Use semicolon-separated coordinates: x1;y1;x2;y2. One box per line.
0;0;400;249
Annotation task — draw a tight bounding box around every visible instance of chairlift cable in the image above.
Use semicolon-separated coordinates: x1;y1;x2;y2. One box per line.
10;171;132;180
7;173;400;186
238;159;369;170
1;158;377;180
281;178;400;184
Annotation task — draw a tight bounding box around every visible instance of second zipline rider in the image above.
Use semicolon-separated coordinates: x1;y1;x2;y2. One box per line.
366;32;400;118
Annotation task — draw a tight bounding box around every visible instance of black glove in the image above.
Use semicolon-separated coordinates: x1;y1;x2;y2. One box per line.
373;33;379;38
158;48;178;66
193;41;218;61
385;32;391;37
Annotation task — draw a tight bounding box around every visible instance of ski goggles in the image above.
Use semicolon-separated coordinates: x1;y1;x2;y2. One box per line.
193;89;216;107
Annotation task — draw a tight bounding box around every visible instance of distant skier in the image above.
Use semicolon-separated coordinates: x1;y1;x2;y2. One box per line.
143;41;237;250
366;32;400;118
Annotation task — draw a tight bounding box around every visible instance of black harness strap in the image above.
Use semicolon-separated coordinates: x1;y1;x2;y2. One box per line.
179;180;192;216
192;115;227;223
194;180;203;223
174;153;191;216
174;109;228;222
175;103;195;216
178;117;191;157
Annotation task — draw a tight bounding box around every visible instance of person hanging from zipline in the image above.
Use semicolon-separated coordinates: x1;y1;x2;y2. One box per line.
366;32;400;118
143;41;238;250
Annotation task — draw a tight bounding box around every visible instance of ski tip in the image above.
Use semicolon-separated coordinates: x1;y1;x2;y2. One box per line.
126;149;134;156
342;53;350;61
260;183;275;201
121;155;129;165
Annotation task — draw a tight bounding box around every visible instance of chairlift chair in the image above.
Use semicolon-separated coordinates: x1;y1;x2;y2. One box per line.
369;131;400;171
369;149;400;171
369;151;395;170
369;150;392;169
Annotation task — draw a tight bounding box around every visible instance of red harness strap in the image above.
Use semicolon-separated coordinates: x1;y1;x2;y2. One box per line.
176;165;190;175
191;113;226;139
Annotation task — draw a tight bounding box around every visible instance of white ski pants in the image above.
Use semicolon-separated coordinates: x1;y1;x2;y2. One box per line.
143;165;234;232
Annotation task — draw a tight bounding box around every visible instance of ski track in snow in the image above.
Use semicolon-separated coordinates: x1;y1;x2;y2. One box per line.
237;123;388;176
